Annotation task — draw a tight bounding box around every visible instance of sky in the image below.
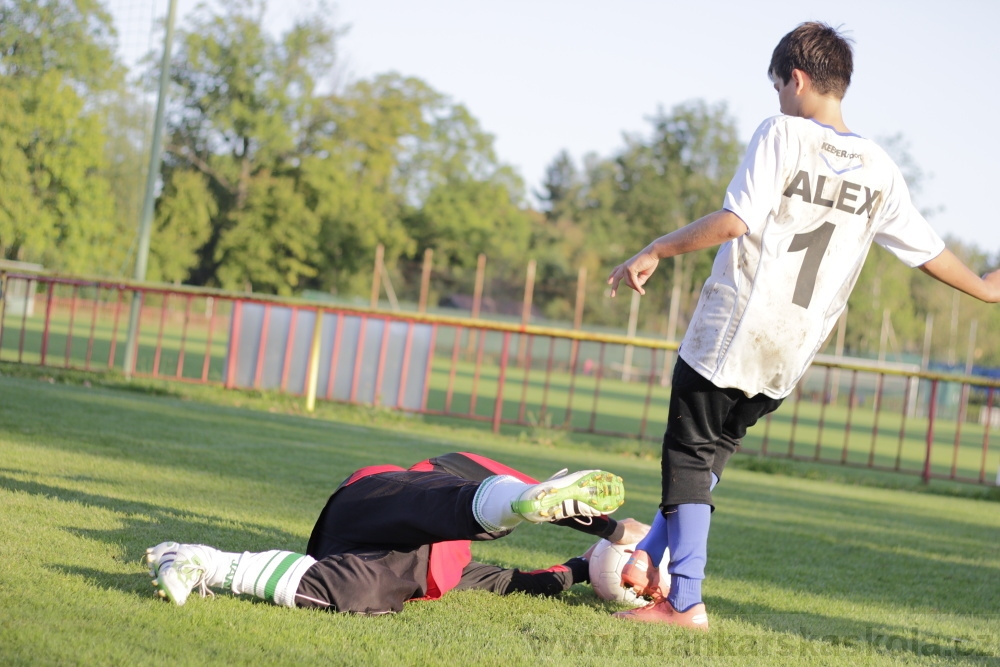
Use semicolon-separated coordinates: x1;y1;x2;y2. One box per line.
109;0;1000;253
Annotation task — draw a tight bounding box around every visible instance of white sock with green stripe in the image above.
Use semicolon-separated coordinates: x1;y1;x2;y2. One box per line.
229;550;317;608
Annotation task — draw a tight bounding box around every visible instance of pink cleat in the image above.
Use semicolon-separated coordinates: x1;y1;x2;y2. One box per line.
612;598;709;630
619;549;667;600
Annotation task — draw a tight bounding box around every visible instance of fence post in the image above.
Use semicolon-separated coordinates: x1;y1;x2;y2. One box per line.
521;260;536;326
467;253;486;354
0;270;7;358
661;276;682;386
418;248;433;313
569;266;586;381
622;290;640;381
518;260;535;367
40;281;55;366
305;308;325;413
471;253;486;319
370;244;384;309
922;379;938;484
225;300;243;389
829;308;847;404
492;331;511;433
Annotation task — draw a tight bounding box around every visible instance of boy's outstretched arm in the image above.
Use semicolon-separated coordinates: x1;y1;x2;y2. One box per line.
607;210;748;297
919;250;1000;303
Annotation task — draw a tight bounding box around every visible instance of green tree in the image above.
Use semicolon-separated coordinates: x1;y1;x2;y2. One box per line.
910;238;1000;367
843;245;923;359
534;100;744;329
302;73;430;295
99;76;159;279
148;170;216;283
531;151;623;320
0;0;124;272
396;89;533;292
158;5;526;299
303;72;531;296
158;0;336;294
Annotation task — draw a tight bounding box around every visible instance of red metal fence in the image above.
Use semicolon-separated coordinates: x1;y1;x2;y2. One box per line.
2;270;998;486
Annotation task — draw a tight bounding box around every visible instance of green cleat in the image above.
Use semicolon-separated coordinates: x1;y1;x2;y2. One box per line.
511;470;625;523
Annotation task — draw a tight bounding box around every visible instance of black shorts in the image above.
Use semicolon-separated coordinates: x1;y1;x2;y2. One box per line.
660;358;782;509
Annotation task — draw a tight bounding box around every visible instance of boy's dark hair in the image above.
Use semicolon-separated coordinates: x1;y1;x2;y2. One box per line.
769;22;854;98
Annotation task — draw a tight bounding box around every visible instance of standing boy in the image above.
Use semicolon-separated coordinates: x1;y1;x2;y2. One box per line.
606;21;1000;630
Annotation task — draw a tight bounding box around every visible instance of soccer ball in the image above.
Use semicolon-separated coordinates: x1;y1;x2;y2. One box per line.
587;539;648;607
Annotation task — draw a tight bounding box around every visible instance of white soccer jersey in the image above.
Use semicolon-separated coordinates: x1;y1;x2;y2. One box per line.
679;115;945;399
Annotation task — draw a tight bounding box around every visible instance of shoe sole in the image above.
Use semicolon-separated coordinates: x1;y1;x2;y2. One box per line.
621;553;656;598
621;550;668;600
511;470;625;518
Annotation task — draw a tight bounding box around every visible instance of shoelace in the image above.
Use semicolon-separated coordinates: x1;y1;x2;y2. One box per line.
196;579;215;599
554;498;602;522
174;561;215;599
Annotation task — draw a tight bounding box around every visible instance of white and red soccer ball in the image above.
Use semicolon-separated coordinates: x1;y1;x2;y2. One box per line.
587;539;650;607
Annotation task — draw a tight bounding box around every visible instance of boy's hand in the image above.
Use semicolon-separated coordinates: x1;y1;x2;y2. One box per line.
607;210;746;297
607;248;659;297
983;267;1000;303
613;517;652;545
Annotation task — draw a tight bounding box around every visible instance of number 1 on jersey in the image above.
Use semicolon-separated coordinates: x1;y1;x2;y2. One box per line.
788;221;835;308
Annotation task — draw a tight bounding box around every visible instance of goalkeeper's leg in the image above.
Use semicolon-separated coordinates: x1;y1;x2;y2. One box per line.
146;542;315;608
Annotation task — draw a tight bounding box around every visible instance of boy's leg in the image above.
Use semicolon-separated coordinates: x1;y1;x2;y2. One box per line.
450;559;589;597
310;468;625;558
658;359;743;509
146;542;315;608
294;550;425;615
623;471;719;598
310;471;487;558
478;469;625;530
633;471;718;567
663;365;781;612
616;360;779;626
148;541;423;615
623;360;736;607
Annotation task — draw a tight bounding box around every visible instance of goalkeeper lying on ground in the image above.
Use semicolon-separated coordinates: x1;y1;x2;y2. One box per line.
146;452;645;615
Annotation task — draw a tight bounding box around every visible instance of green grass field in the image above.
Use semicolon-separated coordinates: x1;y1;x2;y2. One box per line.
1;364;998;665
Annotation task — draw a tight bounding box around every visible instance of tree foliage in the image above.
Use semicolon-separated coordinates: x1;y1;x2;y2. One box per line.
155;3;526;296
156;0;329;294
0;0;125;272
534;101;743;327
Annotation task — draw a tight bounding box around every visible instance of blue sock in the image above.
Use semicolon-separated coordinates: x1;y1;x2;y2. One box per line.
665;473;717;612
635;512;669;566
636;473;718;567
666;504;711;612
